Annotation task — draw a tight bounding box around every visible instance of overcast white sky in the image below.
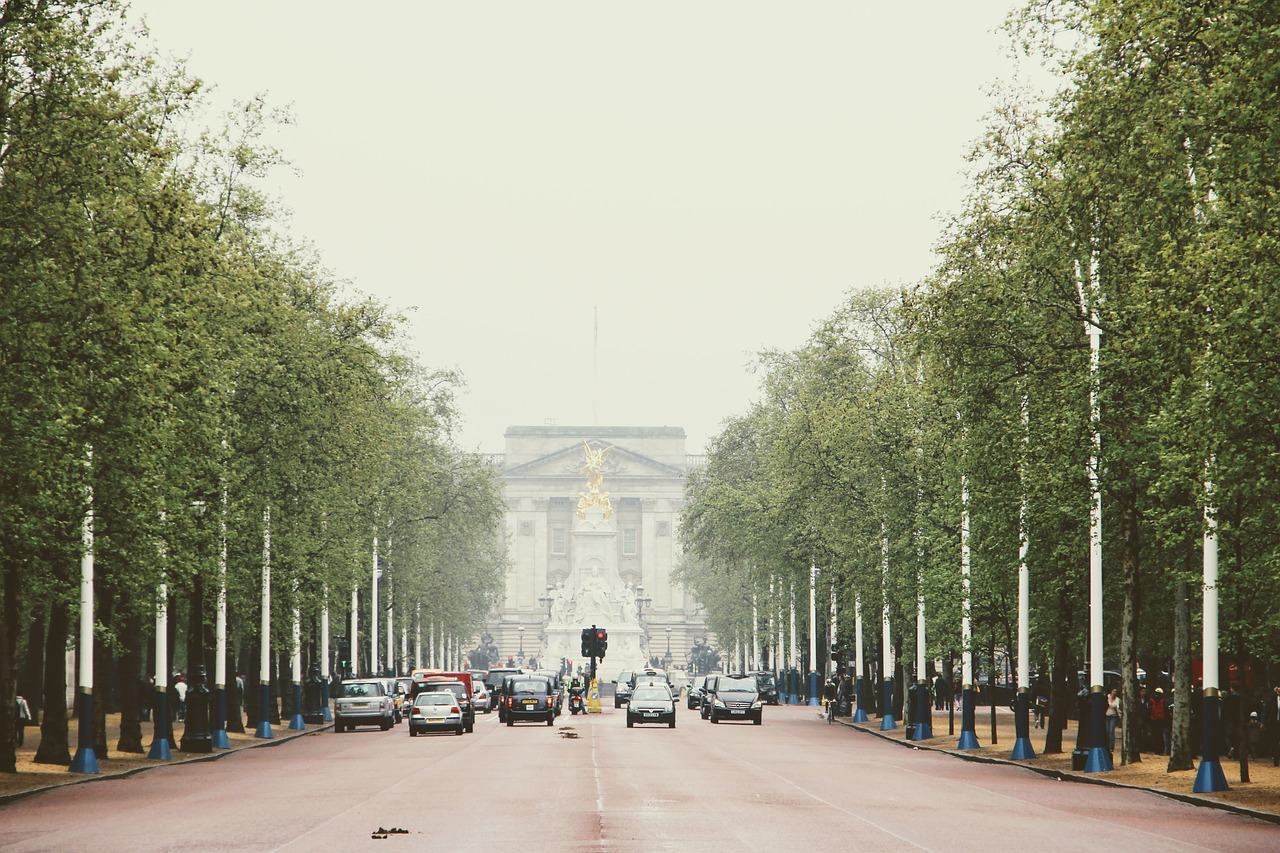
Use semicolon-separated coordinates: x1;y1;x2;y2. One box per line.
126;1;1045;454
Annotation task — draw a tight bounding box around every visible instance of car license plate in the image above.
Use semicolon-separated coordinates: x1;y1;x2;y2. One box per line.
352;702;368;708
523;699;537;705
731;709;745;714
644;711;659;717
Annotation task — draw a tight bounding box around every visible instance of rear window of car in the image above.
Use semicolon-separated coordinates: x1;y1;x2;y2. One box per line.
511;681;548;694
341;682;379;697
632;688;671;701
415;693;453;706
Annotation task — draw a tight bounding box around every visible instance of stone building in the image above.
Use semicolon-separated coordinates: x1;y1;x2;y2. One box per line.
477;425;707;678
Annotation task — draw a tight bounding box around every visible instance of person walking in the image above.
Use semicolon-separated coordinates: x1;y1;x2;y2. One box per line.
14;694;32;747
1105;687;1120;752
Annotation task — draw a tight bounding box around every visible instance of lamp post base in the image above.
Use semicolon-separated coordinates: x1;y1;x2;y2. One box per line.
1192;759;1229;793
1084;746;1113;773
1011;737;1036;760
957;729;981;750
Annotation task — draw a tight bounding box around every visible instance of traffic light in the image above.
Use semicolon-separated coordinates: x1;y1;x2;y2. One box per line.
595;628;608;659
831;642;840;654
581;627;593;658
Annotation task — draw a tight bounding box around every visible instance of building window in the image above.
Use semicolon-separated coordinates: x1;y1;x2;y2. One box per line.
622;527;638;555
552;527;567;555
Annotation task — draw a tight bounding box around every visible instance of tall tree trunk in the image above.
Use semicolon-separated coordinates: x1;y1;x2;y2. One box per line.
34;600;70;765
91;584;111;758
0;551;20;773
242;640;259;729
116;611;144;753
1168;575;1194;771
19;605;44;718
1119;488;1141;765
1043;588;1074;754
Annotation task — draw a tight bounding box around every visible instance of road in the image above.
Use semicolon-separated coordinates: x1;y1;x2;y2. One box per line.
1;704;1274;852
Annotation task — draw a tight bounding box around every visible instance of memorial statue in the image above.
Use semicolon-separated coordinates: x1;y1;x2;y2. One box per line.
577;440;614;519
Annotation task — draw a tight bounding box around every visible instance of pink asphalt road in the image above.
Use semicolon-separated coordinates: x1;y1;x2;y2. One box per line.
1;704;1274;852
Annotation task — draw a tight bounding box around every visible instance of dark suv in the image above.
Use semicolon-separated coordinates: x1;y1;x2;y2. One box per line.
705;674;763;724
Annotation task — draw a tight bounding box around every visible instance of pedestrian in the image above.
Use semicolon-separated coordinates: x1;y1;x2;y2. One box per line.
1105;687;1120;751
1263;685;1280;766
171;673;188;722
1246;711;1263;759
14;694;32;747
1033;692;1049;729
1223;683;1242;758
1149;686;1167;754
1137;686;1153;752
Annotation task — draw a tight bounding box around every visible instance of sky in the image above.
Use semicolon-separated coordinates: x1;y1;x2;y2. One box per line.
124;1;1048;454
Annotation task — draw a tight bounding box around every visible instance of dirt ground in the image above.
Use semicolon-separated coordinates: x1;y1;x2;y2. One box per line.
845;706;1280;819
3;708;1279;820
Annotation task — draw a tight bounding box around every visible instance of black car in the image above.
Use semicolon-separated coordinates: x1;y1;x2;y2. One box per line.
687;675;708;710
699;675;720;719
626;683;677;728
484;667;523;712
749;671;780;705
612;670;635;708
504;678;556;726
705;674;762;724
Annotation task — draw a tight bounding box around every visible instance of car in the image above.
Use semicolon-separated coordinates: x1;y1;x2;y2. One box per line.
626;683;677;728
408;691;464;736
687;674;711;710
473;681;491;713
699;675;720;719
705;674;762;724
334;679;396;732
416;677;475;733
504;677;556;726
749;671;780;705
613;670;635;708
484;667;524;712
396;677;415;717
535;669;565;715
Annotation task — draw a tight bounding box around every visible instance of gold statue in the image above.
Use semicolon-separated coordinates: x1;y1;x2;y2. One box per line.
577;440;614;519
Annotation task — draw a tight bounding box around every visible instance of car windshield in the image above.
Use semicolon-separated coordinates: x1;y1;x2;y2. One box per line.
718;677;757;691
416;693;452;705
632;688;670;702
343;682;376;697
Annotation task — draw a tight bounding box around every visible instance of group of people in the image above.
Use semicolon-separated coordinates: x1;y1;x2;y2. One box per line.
1101;682;1280;762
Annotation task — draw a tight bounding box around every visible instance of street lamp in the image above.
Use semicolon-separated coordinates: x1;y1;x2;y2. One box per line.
518;625;525;659
537;585;554;618
665;626;672;655
634;585;652;620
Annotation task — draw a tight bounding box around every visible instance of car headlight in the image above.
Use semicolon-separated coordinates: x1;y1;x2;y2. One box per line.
751;700;762;709
713;698;726;708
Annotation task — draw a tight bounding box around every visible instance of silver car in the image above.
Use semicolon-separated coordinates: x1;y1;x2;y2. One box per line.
408;691;464;736
334;679;396;732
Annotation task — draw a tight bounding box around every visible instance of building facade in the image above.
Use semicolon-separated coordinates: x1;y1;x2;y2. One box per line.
477;425;707;678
